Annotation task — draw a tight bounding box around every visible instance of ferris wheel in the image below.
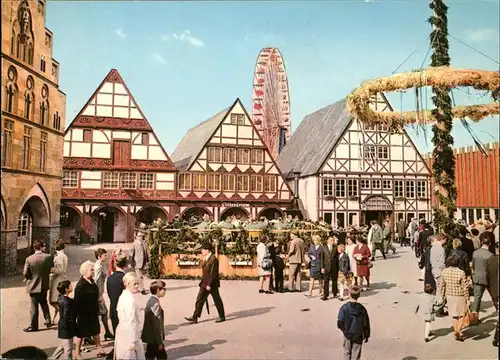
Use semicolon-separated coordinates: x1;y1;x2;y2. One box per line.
251;47;291;159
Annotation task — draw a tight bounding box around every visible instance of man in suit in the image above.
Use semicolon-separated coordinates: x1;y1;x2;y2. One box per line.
287;231;306;292
320;236;339;301
185;243;225;324
396;217;407;246
486;242;498;347
132;226;149;295
142;280;167;359
105;254;127;360
471;232;494;324
23;239;54;332
370;221;385;260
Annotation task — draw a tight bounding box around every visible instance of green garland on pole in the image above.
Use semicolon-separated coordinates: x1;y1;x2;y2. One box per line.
429;0;457;239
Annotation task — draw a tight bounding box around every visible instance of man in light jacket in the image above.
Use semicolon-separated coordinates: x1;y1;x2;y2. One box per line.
429;235;447;316
370;221;385;261
132;225;149;295
287;231;305;292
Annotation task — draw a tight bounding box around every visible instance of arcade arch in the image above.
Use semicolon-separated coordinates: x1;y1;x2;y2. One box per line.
92;206;127;243
220;207;249;222
136;206;168;226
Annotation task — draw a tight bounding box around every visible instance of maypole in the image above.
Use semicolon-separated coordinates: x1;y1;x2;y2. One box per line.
428;0;457;237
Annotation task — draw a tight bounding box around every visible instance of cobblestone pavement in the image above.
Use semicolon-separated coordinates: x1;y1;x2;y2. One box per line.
1;244;497;359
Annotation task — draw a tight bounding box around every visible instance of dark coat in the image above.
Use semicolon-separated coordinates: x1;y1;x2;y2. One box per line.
487;254;498;301
338;252;351;275
460;236;475;263
420;247;436;291
200;254;220;289
451;248;471;277
74;277;100;338
337;301;371;344
142;296;165;346
57;295;76;339
106;270;125;312
320;244;339;274
418;228;434;251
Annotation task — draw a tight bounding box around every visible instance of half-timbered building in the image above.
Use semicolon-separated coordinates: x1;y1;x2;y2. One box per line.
61;69;177;243
277;94;432;228
170;98;293;221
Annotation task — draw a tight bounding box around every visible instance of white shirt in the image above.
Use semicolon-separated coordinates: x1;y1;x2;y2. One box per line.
205;252;212;262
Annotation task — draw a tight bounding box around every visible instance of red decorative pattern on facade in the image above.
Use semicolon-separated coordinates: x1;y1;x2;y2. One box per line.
62;189;175;200
72;116;152;130
63;157;175;170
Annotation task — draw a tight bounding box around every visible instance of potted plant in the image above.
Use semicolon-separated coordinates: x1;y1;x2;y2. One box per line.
229;254;253;266
177;255;200;266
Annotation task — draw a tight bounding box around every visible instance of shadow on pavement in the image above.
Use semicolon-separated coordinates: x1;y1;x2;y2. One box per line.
464;319;497;340
168;339;226;360
225;306;275;321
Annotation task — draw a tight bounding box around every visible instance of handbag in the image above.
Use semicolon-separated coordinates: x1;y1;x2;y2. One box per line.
261;253;273;271
304;253;311;269
461;308;473;329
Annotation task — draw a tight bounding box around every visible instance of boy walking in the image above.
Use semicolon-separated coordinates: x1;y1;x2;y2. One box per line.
337;286;370;360
52;280;75;359
142;281;167;359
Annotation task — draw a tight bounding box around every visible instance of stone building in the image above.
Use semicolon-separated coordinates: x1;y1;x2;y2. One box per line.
1;0;66;275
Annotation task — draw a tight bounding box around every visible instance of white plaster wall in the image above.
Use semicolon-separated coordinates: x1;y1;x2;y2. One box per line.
96;106;113;117
239;139;252;145
113;131;131;140
101;82;113;92
63;143;70;156
149;134;158;145
221;125;237;138
131;145;148;160
114;94;129;106
81;171;102;180
114;83;127;94
130;108;142;119
298;176;318;221
336;144;349;158
81;180;101;189
72;129;83;142
97;93;113;105
156;173;175;181
93;131;109;143
114;107;129;118
71;143;91;157
239;126;252;139
148;147;167;160
92;144;111;158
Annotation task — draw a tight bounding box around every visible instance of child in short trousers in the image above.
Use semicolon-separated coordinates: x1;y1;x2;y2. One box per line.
415;283;436;342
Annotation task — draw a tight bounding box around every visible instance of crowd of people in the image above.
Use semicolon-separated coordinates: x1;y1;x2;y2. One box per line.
2;215;498;360
410;217;499;346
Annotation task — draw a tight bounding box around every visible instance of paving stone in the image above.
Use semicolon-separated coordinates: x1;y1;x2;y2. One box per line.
1;244;497;359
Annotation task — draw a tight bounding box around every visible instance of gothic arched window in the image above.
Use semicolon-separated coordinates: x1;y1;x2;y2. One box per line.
24;92;33;120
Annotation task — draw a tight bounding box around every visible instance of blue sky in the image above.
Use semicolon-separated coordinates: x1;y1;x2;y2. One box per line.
46;0;499;155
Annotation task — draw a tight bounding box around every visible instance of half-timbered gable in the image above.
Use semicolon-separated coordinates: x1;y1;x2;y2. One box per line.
277;94;431;227
60;69;177;243
171;98;293;221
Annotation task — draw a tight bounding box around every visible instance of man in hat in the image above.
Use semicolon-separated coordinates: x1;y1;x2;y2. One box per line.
185;243;225;324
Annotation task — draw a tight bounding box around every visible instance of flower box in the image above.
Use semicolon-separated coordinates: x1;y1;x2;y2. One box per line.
177;260;200;266
324;195;335;201
229;260;253;266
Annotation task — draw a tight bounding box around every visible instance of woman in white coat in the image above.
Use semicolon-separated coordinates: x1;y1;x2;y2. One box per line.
257;236;272;294
114;272;145;360
49;239;68;323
